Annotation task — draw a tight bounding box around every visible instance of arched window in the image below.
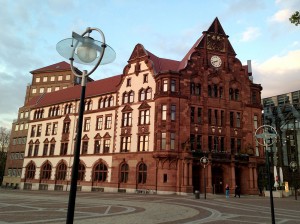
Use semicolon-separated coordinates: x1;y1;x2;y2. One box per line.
78;162;86;181
56;162;67;180
104;97;110;108
40;162;52;180
98;98;104;108
229;88;234;100
146;88;152;100
137;163;147;184
93;162;108;182
109;96;114;107
129;91;134;103
140;89;145;101
208;85;212;97
123;92;128;104
25;163;36;179
48;108;52;117
120;163;129;183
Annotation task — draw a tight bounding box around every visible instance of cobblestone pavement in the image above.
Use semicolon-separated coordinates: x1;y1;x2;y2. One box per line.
0;189;299;224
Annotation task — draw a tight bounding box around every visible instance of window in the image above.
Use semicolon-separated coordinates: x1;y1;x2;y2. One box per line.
20;112;24;119
64;104;73;114
34;144;39;156
50;143;55;155
36;77;40;83
171;79;176;92
195;84;201;95
190;107;195;123
214;110;218;126
237;139;242;153
123;92;128;104
129;91;134;103
170;133;175;150
39;88;44;93
98;98;104;108
43;144;49;156
31;125;36;137
254;115;258;129
96;116;103;130
162;105;167;121
25;111;29;118
55;87;59;91
163;174;168;183
52;123;58;135
231;138;235;153
190;82;195;94
230;112;234;128
45;123;51;136
122;112;132;127
143;74;148;83
78;163;85;181
109;96;114;107
94;140;101;153
146;88;152;100
121;136;131;152
140;89;145;101
127;78;131;87
236;112;241;128
37;125;42;137
58;75;63;81
105;115;112;129
220;137;225;151
163;79;168;92
60;143;68;155
221;110;225;126
120;163;129;183
138;135;149;151
51;76;55;81
32;88;36;94
25;163;36;179
84;118;91;131
40;163;52;180
85;100;92;111
93;163;108;182
171;105;176;121
161;132;166;150
103;139;110;153
63;121;70;134
139;109;150;125
66;74;70;80
208;109;212;125
196;135;202;151
81;141;88;154
15;124;19;131
56;163;67;180
197;108;202;124
252;91;257;104
138;163;147;184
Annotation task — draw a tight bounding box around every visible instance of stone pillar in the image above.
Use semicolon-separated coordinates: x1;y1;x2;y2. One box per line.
231;163;235;189
253;166;258;189
188;162;193;186
249;165;254;189
184;162;188;186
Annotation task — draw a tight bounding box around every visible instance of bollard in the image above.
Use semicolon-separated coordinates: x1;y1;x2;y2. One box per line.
195;190;200;199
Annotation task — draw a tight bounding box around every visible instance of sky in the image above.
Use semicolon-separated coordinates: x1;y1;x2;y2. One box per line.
0;0;300;129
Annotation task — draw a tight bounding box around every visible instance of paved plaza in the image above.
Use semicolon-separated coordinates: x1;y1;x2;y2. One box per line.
0;189;299;224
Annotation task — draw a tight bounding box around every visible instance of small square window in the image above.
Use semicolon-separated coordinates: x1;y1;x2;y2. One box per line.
32;88;36;94
43;77;47;82
51;76;55;81
66;74;71;80
58;75;63;81
47;87;52;92
39;88;44;93
36;77;40;83
55;87;60;91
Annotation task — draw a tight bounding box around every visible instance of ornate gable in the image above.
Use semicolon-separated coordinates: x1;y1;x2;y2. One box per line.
82;134;89;141
128;44;148;62
43;138;49;143
138;101;151;110
103;132;111;138
94;133;101;139
50;137;56;143
122;105;133;112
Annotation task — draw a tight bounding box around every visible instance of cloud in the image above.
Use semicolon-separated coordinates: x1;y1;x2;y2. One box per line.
269;9;292;23
240;27;261;42
253;49;300;97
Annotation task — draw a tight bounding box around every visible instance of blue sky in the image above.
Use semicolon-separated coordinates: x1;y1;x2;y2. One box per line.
0;0;300;129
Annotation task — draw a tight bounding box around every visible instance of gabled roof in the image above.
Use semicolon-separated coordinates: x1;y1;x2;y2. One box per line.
30;61;71;74
29;74;122;108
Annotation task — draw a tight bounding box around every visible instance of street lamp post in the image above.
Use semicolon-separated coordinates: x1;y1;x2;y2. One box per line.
200;156;209;199
255;125;277;224
56;27;115;224
290;161;298;200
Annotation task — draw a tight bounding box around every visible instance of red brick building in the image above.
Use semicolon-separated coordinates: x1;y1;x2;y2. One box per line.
19;18;263;195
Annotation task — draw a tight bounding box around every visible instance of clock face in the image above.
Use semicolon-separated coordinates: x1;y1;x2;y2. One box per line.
210;55;222;68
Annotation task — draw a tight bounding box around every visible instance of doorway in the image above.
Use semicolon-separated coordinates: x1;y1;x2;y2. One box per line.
212;167;223;194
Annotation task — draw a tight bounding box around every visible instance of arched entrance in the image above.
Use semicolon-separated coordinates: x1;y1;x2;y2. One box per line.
212;167;223;194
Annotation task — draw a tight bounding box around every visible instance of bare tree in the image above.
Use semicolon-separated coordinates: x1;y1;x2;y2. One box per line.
0;127;10;185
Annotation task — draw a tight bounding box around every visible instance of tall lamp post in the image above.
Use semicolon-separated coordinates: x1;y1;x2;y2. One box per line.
255;125;277;224
290;161;298;200
200;156;209;199
56;27;116;224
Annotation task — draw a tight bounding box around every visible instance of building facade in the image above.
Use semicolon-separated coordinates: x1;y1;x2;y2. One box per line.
262;91;300;188
3;62;91;188
19;18;264;195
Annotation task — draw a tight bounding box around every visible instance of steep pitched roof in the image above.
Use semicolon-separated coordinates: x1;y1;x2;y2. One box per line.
29;74;122;108
145;50;180;73
30;61;71;74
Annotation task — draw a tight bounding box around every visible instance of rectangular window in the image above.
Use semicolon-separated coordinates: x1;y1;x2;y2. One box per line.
143;74;148;83
50;143;55;155
30;125;36;137
58;75;63;81
15;124;19;131
171;105;176;121
237;139;242;153
32;88;37;94
121;136;131;152
37;125;42;137
84;118;91;131
163;174;168;183
60;143;68;155
45;123;51;136
190;107;195;123
208;109;212;125
190;134;195;151
140;109;150;125
34;144;39;156
162;105;167;121
208;136;213;151
51;76;55;81
197;108;202;124
161;132;166;150
254;115;258;129
163;79;168;92
96;116;103;130
230;112;234;128
66;74;70;80
103;139;110;153
221;110;225;126
236;112;241;128
36;77;40;83
63;122;70;134
81;141;88;154
105;115;112;129
138;135;149;151
196;135;202;151
52;123;58;135
55;87;59;91
28;145;33;157
127;78;131;87
94;140;101;153
195;84;201;95
220;137;225;151
214;136;218;151
214;110;218;126
190;82;195;94
171;79;176;92
170;132;175;150
231;138;235;153
122;112;132;127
